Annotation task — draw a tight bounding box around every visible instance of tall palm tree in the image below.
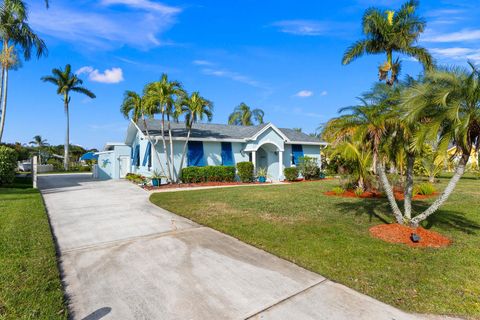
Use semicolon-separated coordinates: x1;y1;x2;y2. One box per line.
41;64;95;170
144;74;185;182
228;102;264;126
403;63;480;226
0;0;47;142
29;134;48;163
176;92;213;182
342;0;433;85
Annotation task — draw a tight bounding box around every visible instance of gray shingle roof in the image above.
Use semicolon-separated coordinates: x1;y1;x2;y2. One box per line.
136;119;323;144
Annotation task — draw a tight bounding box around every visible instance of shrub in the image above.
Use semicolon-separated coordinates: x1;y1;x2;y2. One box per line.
298;156;320;180
284;167;299;181
354;186;364;197
237;161;254;182
331;186;345;195
0;146;17;186
413;182;436;196
181;166;236;183
126;173;146;184
47;158;63;171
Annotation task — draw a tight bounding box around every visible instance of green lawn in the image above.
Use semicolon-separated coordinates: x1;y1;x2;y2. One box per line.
150;178;480;318
0;178;67;320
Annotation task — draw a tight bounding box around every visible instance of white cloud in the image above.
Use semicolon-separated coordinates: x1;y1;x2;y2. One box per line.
429;47;480;62
271;20;327;36
201;68;262;88
295;90;313;97
193;60;213;66
29;1;181;50
76;66;124;84
423;29;480;43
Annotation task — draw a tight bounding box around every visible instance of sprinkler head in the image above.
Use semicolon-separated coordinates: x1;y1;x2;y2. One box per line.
410;233;421;243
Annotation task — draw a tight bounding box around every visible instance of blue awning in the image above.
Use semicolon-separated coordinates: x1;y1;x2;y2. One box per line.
80;152;99;161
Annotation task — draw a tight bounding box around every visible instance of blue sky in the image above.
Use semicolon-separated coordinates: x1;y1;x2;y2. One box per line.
5;0;480;149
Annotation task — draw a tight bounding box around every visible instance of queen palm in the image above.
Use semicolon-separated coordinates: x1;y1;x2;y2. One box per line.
228;102;264;126
41;64;95;170
0;0;47;142
29;134;48;163
176;92;213;182
342;0;433;85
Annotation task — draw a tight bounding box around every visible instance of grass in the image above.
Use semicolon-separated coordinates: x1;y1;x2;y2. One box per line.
150;177;480;318
0;177;67;320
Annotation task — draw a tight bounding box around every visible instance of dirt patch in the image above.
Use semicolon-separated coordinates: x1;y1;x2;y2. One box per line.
323;190;437;200
369;224;451;248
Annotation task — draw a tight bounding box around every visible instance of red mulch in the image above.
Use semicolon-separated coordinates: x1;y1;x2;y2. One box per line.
323;190;437;200
143;181;269;190
290;178;335;183
369;224;451;248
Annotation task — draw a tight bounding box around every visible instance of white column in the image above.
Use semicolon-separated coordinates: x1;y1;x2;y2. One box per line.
252;151;256;173
32;156;38;189
278;150;283;181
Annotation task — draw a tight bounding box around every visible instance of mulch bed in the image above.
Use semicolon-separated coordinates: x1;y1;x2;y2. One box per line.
324;189;438;200
143;181;269;190
369;224;451;248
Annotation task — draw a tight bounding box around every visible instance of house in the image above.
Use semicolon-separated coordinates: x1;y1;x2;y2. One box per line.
95;120;327;181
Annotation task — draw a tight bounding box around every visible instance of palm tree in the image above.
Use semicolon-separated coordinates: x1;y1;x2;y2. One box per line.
41;64;95;170
176;92;213;182
228;102;264;126
29;134;48;163
403;63;480;226
342;0;433;85
0;0;47;142
144;74;185;182
120;90;167;177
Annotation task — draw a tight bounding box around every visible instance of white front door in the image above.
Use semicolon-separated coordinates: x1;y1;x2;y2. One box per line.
119;156;130;178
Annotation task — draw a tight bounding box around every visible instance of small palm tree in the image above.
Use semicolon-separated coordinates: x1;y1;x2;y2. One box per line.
29;135;48;163
41;64;95;170
176;92;213;181
342;0;433;85
0;0;47;142
228;102;264;126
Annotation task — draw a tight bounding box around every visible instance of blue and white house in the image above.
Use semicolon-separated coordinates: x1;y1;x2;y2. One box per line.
95;120;327;181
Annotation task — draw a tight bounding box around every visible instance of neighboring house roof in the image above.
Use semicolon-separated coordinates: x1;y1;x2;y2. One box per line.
134;119;325;145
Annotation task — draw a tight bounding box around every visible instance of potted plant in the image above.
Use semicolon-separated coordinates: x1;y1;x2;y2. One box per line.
257;167;268;183
150;170;164;187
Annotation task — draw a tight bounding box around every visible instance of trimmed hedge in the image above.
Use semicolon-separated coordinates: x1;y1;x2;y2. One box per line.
237;161;254;182
0;146;18;186
181;166;236;183
284;167;299;181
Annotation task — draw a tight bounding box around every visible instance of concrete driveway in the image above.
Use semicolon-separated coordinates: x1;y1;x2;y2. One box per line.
39;174;433;320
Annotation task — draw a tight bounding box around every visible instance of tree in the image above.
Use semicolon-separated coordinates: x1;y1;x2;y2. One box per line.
41;64;96;170
144;74;185;182
0;0;47;142
228;102;264;126
176;91;213;182
403;63;480;226
29;135;48;163
342;0;433;85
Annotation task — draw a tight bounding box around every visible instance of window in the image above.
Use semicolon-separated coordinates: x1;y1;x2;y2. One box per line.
132;144;140;167
221;142;234;166
187;141;205;167
291;144;304;165
142;142;152;168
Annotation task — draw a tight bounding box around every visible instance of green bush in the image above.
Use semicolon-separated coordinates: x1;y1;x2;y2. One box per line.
47;158;63;171
126;173;146;184
237;161;254;182
181;166;236;183
354;186;364;197
298;156;320;180
284;167;299;181
331;186;345;195
0;146;17;186
413;182;436;196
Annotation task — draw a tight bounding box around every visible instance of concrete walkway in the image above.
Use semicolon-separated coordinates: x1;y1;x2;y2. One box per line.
39;174;436;320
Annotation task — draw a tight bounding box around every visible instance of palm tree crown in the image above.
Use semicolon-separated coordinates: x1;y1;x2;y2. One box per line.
29;135;48;147
178;91;213;127
342;0;433;85
228;102;264;126
121;91;144;123
144;73;185;118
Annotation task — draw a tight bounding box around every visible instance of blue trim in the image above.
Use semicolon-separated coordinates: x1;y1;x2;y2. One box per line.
292;144;304;165
142;142;151;167
132;144;140;167
187;141;205;167
221;142;234;166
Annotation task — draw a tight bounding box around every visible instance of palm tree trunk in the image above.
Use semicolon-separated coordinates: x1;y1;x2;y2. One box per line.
404;152;415;220
372;152;377;174
167;116;175;181
159;112;172;182
0;66;8;143
64;97;69;171
377;161;404;224
177;126;192;183
410;153;469;227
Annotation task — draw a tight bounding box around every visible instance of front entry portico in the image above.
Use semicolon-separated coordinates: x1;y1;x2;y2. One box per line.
250;141;284;181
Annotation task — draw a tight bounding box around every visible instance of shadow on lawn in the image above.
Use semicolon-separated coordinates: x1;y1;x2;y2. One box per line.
335;198;480;235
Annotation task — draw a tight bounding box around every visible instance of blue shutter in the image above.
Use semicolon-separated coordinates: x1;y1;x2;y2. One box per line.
221;142;234;166
133;145;140;166
187;141;205;167
292;144;304;165
142;142;151;167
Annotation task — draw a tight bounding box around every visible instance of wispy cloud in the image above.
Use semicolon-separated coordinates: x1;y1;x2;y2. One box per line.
271;20;353;37
201;68;261;87
76;66;125;84
429;47;480;62
295;90;313;98
320;90;328;96
423;29;480;43
29;1;182;50
292;107;324;119
192;60;213;66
